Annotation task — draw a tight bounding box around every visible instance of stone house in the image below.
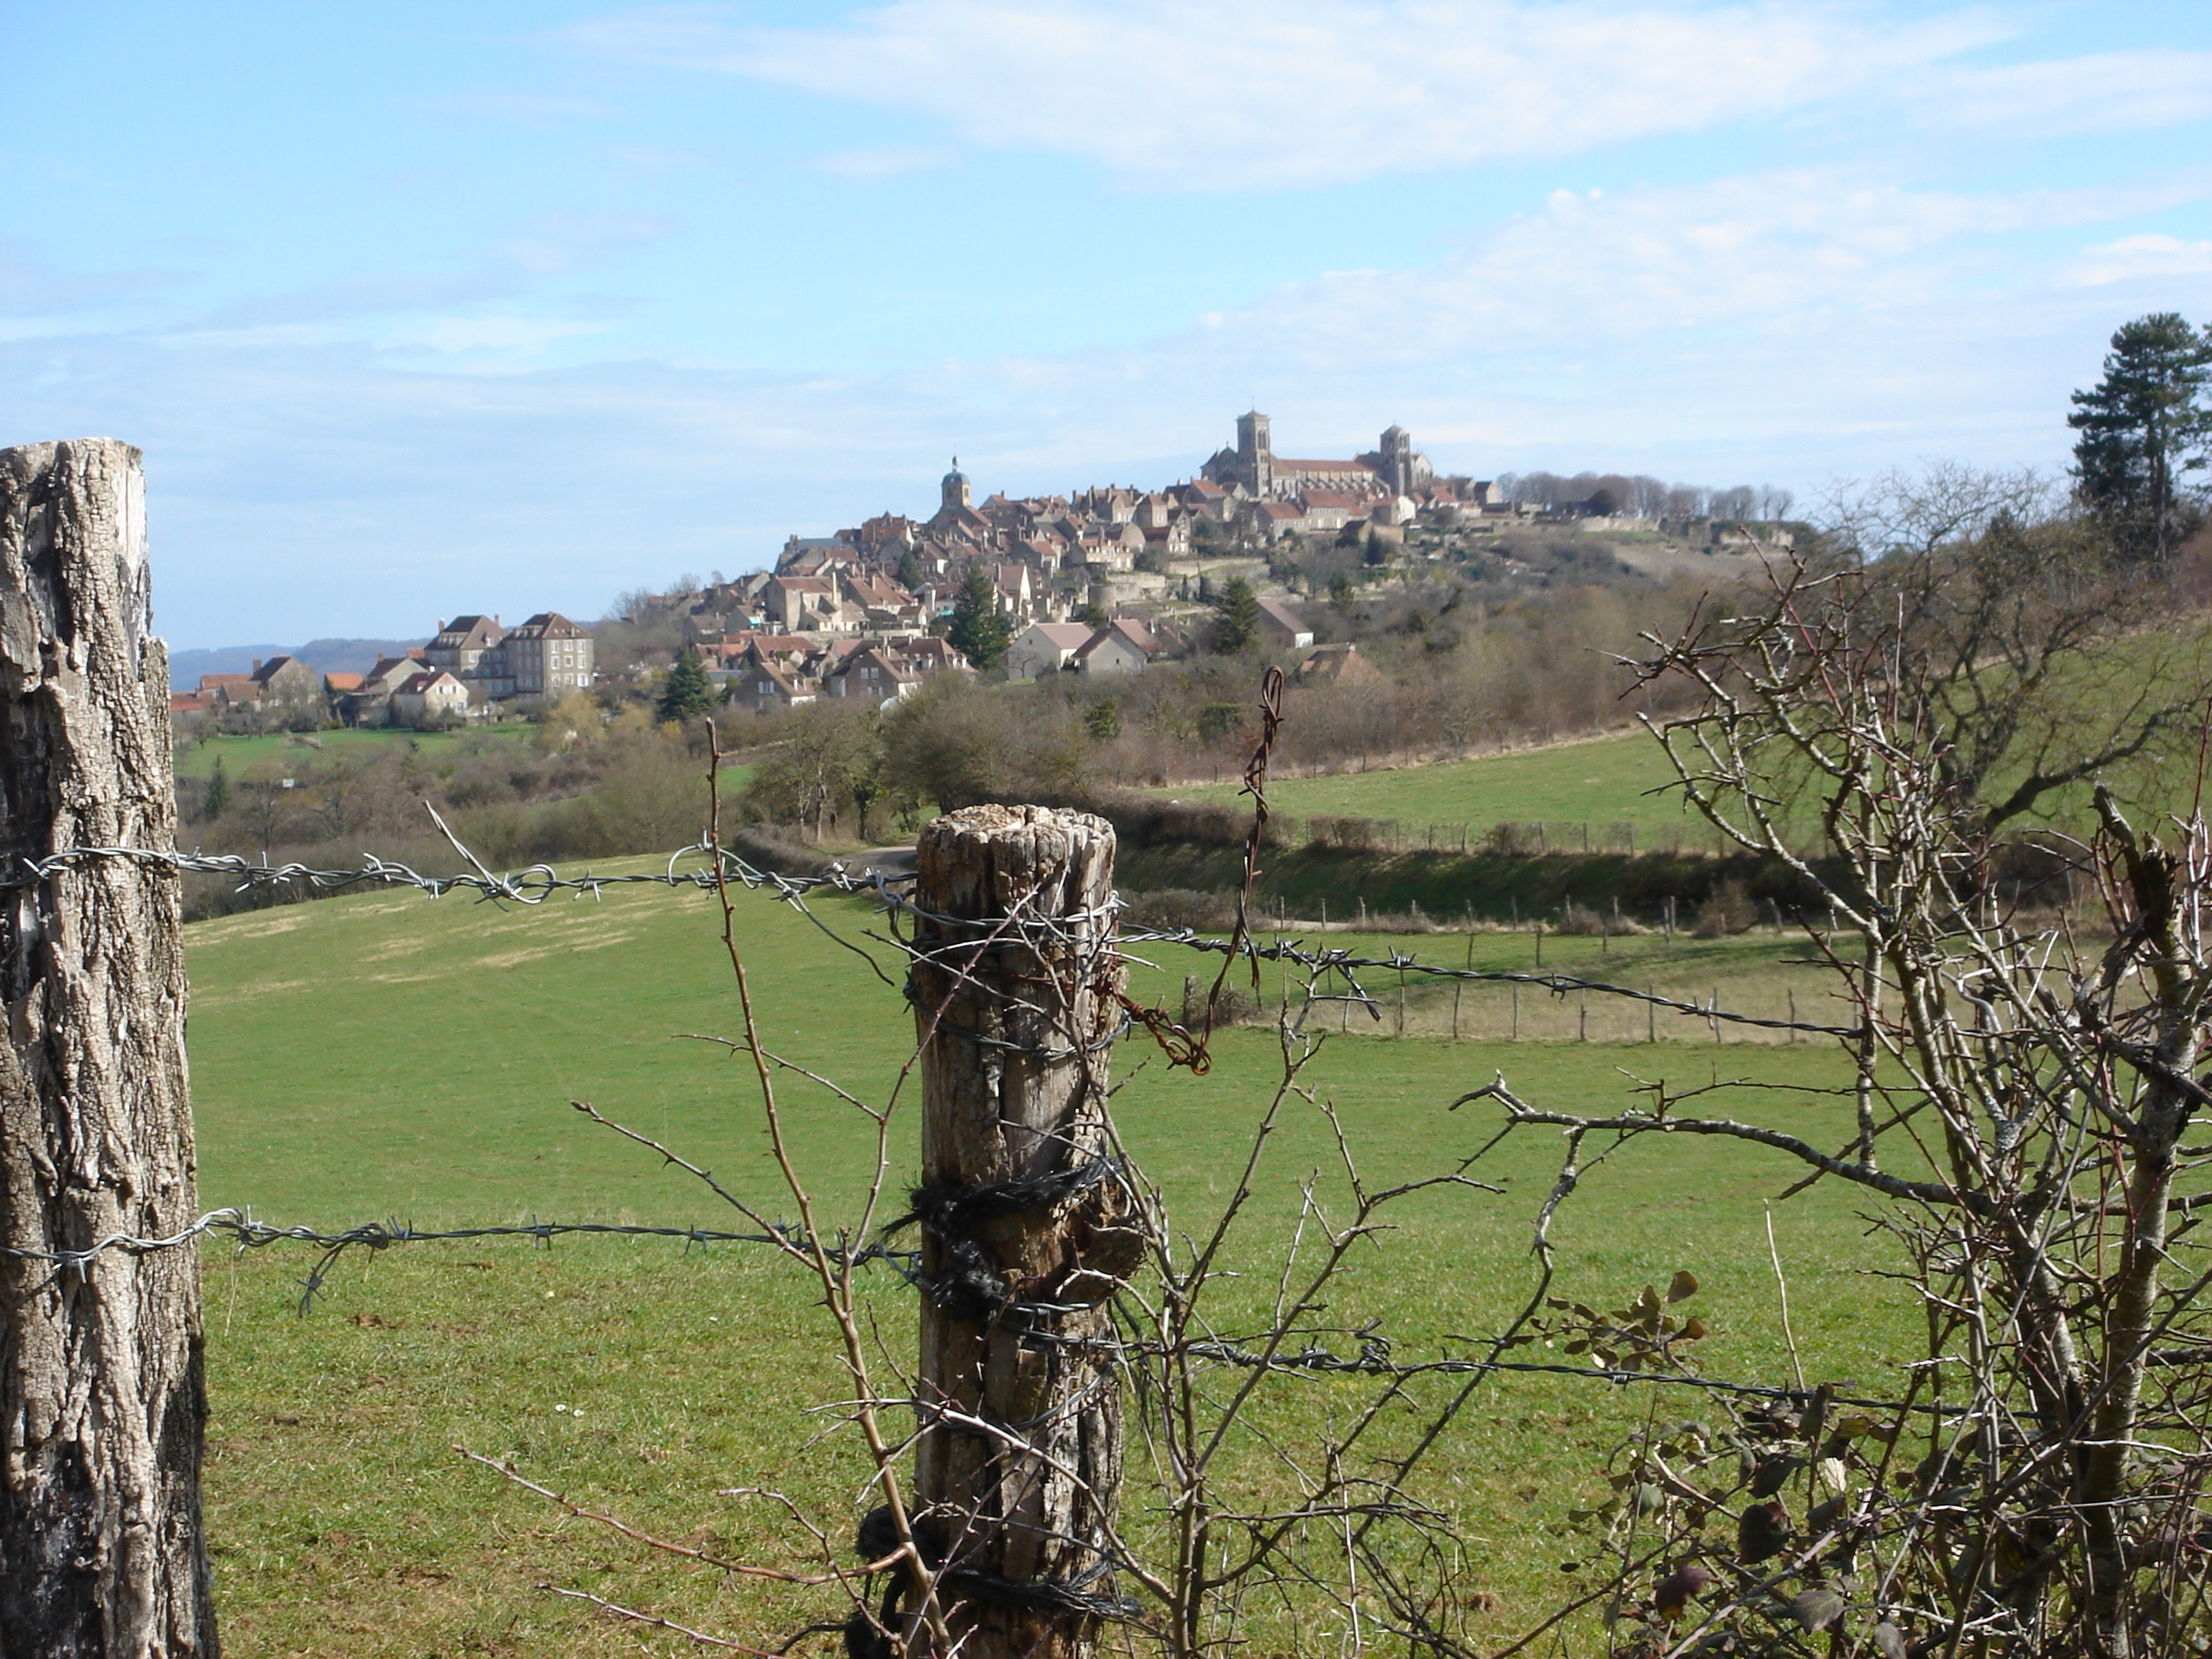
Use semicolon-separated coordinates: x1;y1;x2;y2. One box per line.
247;654;325;710
388;669;472;726
195;672;257;710
1242;501;1309;542
427;615;506;676
985;563;1037;618
338;651;432;725
1004;622;1095;680
1077;524;1143;573
726;645;820;715
494;612;595;700
764;574;858;634
1255;598;1314;649
825;643;918;704
1073;618;1161;678
897;637;973;678
1297;491;1363;533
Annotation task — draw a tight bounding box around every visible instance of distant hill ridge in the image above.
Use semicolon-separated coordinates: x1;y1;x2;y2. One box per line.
165;637;424;690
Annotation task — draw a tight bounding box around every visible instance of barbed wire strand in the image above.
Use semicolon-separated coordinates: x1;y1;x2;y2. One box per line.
4;838;1858;1039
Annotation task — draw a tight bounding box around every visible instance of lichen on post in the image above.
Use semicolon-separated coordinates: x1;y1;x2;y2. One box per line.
902;804;1135;1659
0;439;216;1656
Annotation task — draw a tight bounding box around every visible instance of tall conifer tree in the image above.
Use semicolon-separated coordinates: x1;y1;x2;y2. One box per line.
2069;312;2212;560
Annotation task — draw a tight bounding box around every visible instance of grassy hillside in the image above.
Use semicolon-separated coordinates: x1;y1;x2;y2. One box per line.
1147;730;1694;839
1145;608;2212;847
189;857;1908;1654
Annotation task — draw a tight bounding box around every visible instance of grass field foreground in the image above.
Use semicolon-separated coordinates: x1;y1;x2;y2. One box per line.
190;857;1919;1655
173;724;534;781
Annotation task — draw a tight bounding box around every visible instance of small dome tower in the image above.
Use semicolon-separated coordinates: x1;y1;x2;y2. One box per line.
941;457;971;513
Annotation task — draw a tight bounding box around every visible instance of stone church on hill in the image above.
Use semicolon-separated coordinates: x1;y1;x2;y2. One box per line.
1202;410;1433;500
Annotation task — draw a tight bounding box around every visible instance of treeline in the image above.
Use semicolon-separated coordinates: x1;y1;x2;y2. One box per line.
1494;471;1795;520
174;709;726;919
733;577;1720;843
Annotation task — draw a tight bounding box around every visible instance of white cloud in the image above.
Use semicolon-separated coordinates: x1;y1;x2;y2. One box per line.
563;0;2011;188
2069;234;2212;288
558;4;2212;191
1192;170;2212;365
14;154;2209;645
1942;51;2212;138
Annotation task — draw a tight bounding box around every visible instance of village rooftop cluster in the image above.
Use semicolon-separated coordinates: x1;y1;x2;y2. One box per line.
170;611;596;726
628;412;1514;712
170;411;1552;727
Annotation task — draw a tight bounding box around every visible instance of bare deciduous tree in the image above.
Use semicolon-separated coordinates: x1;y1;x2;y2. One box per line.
1480;560;2212;1656
1806;466;2212;833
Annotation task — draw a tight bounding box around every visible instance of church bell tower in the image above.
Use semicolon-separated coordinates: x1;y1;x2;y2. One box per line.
1235;410;1273;496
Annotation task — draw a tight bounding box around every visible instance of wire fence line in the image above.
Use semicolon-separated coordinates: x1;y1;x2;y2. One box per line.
0;1202;1952;1420
0;829;1949;1450
0;1207;858;1312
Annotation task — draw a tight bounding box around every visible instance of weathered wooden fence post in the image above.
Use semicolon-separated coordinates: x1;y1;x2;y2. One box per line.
0;440;216;1655
905;805;1131;1659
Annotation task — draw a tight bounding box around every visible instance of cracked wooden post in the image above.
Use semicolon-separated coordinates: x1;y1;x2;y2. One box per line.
0;440;216;1656
904;805;1132;1659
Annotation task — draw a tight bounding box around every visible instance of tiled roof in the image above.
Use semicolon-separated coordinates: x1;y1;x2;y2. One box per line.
1025;622;1094;650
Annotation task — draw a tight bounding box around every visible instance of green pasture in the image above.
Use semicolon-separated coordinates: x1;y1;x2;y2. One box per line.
1151;605;2212;848
1149;731;1695;839
173;723;533;780
190;862;1912;1655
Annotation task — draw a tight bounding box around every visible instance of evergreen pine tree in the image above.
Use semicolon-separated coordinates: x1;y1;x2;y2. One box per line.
1212;576;1264;654
657;645;719;724
203;756;231;821
2069;312;2212;560
896;549;925;591
947;569;1013;670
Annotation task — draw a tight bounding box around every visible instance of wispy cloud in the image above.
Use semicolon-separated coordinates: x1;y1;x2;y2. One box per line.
2069;234;2212;288
559;1;2031;188
0;238;181;317
1186;170;2212;366
810;142;958;179
1942;50;2212;138
18;156;2196;648
491;211;678;274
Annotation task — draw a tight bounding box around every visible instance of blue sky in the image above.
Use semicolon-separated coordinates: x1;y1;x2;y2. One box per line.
6;2;2212;648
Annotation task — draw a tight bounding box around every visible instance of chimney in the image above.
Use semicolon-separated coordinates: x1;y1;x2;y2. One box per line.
251;659;262;672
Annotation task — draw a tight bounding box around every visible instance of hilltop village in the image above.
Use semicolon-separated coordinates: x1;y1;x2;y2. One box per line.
171;411;1793;728
621;412;1562;713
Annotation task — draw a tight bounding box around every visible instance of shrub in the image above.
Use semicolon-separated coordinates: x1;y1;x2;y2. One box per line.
1691;878;1756;936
